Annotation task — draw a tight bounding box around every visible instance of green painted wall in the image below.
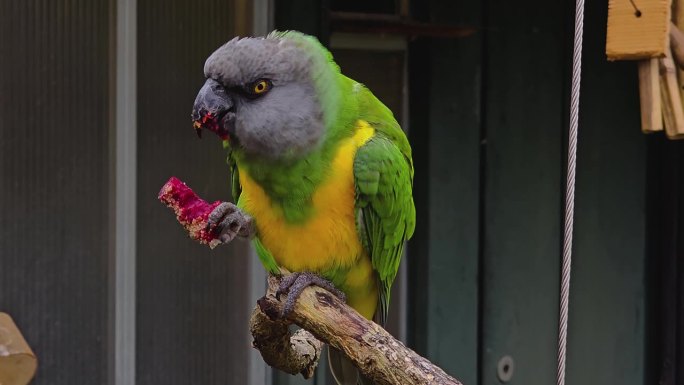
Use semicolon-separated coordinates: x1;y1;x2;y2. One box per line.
408;1;482;384
479;0;565;380
566;1;647;384
412;0;652;384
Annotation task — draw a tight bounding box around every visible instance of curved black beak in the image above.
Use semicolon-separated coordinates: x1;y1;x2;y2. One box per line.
191;78;234;140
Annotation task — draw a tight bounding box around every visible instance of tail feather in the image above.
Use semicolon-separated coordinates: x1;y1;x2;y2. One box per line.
328;346;375;385
329;278;385;385
328;346;358;385
358;373;374;385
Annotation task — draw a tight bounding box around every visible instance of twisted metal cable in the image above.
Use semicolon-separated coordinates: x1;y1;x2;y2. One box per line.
557;0;584;384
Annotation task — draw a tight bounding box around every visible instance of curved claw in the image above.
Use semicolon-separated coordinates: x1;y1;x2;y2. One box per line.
277;272;346;318
276;273;302;301
206;202;255;244
206;202;231;231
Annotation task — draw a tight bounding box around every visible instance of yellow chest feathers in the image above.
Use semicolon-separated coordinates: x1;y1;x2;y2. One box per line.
237;121;375;273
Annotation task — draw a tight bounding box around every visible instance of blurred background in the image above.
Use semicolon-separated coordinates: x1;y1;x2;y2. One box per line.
1;0;683;384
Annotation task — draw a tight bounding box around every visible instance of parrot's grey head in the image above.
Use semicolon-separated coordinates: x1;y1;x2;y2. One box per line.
191;31;341;160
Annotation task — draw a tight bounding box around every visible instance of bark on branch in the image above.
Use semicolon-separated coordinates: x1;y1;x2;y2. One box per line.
249;275;463;385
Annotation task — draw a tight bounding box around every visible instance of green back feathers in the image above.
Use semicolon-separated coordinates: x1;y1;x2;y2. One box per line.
353;130;415;325
350;77;415;325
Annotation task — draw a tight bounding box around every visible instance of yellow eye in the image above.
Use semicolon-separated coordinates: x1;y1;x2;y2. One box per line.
252;80;270;94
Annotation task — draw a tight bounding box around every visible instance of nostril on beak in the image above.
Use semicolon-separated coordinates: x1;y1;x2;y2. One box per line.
192;78;234;140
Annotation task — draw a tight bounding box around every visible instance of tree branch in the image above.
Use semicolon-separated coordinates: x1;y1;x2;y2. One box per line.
249;302;323;378
250;275;463;385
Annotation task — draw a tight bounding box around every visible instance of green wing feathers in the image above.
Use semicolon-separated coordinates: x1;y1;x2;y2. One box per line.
354;131;415;326
224;141;242;202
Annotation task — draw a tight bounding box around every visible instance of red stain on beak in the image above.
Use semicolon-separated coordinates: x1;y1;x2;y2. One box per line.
193;121;202;138
193;112;230;141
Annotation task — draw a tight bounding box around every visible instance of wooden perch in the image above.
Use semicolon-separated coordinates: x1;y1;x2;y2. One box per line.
250;275;463;385
250;305;323;378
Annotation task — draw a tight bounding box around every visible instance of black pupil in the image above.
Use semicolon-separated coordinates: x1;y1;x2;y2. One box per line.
256;82;264;91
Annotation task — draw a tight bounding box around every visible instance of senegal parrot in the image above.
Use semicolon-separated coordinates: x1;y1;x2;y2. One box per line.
191;31;415;385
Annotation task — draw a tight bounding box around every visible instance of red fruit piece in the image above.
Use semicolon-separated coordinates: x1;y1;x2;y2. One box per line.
158;177;222;249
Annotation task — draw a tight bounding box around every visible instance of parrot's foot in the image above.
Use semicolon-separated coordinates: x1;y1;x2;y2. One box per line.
276;272;346;318
206;202;255;244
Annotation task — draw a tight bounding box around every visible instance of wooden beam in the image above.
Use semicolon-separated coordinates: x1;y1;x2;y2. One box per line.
639;59;663;132
328;12;475;38
673;1;684;116
0;313;37;385
606;0;671;60
659;46;684;138
670;22;684;67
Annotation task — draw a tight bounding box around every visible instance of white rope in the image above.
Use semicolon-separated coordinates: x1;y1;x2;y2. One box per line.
557;0;584;384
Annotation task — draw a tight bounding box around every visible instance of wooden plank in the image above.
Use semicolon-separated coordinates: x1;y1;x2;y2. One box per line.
659;47;684;138
566;0;647;383
644;137;682;385
480;0;564;382
406;18;430;364
673;1;684;105
419;1;481;384
670;23;684;67
0;1;111;383
274;0;325;42
639;59;663;132
135;1;251;384
406;21;431;360
606;0;670;60
673;5;684;143
0;313;37;385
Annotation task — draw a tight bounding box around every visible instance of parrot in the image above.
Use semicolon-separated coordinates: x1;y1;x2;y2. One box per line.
191;31;415;385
